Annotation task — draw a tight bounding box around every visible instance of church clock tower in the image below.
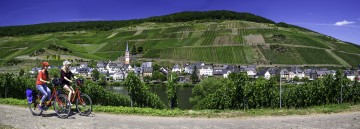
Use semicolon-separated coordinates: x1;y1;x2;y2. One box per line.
125;42;130;64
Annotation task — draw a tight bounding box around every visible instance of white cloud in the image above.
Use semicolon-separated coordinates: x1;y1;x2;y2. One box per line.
335;20;355;26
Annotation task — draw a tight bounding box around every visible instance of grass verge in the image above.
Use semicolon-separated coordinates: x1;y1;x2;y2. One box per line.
1;98;360;118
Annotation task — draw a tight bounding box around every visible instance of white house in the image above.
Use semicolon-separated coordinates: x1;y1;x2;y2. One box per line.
199;63;213;76
172;64;182;73
184;64;195;74
79;62;88;69
112;71;125;81
244;68;256;78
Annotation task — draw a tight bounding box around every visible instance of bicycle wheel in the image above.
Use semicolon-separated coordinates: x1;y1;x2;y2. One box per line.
28;98;43;116
53;94;71;118
76;93;92;116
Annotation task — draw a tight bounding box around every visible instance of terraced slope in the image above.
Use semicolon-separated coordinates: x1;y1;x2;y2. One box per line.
0;13;359;67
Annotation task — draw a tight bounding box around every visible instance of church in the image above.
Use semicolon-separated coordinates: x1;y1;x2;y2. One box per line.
124;42;130;65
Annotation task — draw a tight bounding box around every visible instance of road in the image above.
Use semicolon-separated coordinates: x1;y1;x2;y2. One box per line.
1;104;360;129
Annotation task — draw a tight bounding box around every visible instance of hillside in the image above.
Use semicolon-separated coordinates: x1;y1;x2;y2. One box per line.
0;10;359;68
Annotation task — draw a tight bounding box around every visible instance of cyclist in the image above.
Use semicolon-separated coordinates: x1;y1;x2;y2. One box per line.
36;62;52;110
60;61;75;106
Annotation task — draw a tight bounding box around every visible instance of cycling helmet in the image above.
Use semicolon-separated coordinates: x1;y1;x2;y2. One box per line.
63;60;71;66
41;62;50;67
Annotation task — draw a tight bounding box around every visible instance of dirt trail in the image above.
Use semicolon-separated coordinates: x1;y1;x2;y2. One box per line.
1;104;360;129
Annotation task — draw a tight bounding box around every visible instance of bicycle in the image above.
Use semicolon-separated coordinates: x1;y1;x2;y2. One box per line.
67;78;92;116
28;78;71;118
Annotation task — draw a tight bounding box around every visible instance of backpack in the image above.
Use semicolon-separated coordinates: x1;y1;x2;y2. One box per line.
26;88;34;104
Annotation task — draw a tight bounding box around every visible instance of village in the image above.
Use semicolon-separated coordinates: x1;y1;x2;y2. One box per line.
29;43;360;83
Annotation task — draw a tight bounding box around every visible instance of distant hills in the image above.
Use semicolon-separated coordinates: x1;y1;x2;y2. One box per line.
0;10;359;67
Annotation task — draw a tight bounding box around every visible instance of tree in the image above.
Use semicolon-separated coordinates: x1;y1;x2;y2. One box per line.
125;72;166;108
98;74;107;86
293;76;300;82
334;70;346;103
18;69;24;77
167;72;178;109
143;75;151;83
131;45;137;55
92;69;100;81
137;46;144;54
88;60;97;68
190;66;199;84
153;64;161;72
125;72;143;107
48;67;60;78
229;72;248;109
151;71;167;83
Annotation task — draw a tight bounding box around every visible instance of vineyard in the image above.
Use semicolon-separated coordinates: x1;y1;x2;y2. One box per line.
151;46;255;64
0;17;359;66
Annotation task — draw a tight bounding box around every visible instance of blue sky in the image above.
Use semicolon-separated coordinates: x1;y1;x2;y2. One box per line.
0;0;359;45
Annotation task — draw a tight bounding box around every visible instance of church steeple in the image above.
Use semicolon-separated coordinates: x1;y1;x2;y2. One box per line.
124;41;130;64
126;42;129;52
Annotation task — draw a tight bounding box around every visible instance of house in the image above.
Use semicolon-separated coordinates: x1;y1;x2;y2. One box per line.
78;67;91;78
160;67;169;75
97;61;108;74
304;69;312;80
223;65;240;78
97;61;106;68
244;67;257;78
79;62;88;69
289;67;305;80
112;70;125;81
213;65;228;78
142;67;153;77
141;62;152;68
29;67;42;74
184;64;194;74
345;70;358;81
172;64;182;73
70;67;78;75
184;62;202;74
199;63;213;77
124;64;134;72
280;69;289;80
257;69;271;79
268;68;279;77
316;69;330;79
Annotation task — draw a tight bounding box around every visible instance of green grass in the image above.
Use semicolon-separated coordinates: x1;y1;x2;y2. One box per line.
2;98;360;118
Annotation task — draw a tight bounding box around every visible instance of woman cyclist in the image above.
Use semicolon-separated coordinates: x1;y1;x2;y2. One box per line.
60;61;75;106
36;62;51;110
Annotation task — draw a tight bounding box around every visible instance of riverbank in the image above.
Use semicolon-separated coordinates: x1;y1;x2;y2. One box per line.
2;98;360;118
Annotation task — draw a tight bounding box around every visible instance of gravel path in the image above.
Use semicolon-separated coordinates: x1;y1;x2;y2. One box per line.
1;104;360;129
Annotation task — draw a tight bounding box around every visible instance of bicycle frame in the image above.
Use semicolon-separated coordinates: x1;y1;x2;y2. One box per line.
67;80;85;105
37;85;65;108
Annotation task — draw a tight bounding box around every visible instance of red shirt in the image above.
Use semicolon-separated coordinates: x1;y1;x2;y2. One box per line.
36;70;47;85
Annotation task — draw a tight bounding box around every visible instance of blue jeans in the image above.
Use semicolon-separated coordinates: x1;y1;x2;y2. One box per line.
36;84;51;103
